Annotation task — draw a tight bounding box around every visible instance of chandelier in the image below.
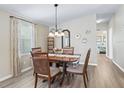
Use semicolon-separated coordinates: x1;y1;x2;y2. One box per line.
48;4;64;37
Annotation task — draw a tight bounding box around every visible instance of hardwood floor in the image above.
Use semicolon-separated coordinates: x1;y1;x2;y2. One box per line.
89;54;124;88
2;54;124;88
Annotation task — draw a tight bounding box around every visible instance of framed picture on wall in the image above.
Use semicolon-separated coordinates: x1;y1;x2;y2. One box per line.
96;36;102;42
75;34;80;39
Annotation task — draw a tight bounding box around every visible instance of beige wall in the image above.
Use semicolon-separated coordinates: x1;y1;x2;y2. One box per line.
35;24;49;52
0;11;13;81
50;15;97;65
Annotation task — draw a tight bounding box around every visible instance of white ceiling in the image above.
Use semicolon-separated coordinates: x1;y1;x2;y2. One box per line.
0;4;120;26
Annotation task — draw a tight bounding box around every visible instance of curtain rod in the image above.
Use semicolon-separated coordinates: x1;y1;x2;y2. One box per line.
10;16;36;25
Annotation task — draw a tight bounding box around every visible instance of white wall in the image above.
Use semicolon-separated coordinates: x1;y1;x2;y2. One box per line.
50;15;97;64
109;5;124;70
107;17;114;59
0;11;13;81
96;22;108;31
35;24;49;52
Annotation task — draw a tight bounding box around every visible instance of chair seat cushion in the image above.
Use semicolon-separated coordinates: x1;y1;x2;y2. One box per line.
67;64;83;74
37;67;61;78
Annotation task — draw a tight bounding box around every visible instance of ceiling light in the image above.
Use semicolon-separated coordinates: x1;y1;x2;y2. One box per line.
48;4;64;37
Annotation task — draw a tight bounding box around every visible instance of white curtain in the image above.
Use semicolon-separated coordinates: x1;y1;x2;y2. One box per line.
10;16;21;77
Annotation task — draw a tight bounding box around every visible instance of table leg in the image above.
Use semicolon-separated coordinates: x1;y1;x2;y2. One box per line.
60;62;67;85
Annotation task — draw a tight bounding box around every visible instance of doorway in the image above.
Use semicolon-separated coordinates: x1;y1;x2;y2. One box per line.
96;30;107;54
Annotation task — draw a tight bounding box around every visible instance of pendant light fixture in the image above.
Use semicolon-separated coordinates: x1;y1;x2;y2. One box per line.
48;4;64;37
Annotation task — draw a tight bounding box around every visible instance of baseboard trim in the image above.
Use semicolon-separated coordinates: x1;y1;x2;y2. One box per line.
112;60;124;73
80;63;97;66
88;63;98;66
21;66;32;73
0;74;13;82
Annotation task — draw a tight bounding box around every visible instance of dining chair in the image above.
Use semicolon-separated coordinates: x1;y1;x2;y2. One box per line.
63;47;80;66
66;48;91;88
32;47;42;53
31;53;61;88
63;47;74;55
55;47;74;68
30;51;42;76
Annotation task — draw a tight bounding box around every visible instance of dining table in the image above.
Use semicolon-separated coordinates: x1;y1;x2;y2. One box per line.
48;53;80;85
31;51;80;85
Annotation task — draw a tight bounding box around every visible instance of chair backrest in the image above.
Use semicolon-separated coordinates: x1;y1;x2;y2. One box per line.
63;47;74;55
30;51;42;57
32;53;50;77
32;47;41;53
83;48;91;73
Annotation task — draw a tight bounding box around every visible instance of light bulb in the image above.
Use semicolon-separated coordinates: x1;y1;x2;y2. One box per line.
61;32;65;36
55;32;59;36
48;32;54;37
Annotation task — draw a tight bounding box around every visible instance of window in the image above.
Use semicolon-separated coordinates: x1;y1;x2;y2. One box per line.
18;20;34;55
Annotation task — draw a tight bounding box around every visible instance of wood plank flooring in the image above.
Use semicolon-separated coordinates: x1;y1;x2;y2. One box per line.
2;54;124;88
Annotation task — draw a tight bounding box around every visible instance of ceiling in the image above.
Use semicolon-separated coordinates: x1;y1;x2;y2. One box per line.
0;4;120;26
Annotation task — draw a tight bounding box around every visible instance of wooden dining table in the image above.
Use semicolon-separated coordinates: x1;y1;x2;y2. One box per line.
48;53;80;85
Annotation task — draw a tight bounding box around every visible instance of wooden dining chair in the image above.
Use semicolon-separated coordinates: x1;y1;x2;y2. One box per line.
32;47;42;53
63;47;74;55
31;53;61;88
63;47;80;66
31;51;45;75
55;47;74;68
54;47;74;67
67;48;91;88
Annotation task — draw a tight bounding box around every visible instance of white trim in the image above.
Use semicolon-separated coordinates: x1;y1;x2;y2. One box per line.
106;55;111;59
21;66;32;73
79;62;98;66
112;60;124;72
104;55;124;72
88;63;98;66
0;74;13;82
